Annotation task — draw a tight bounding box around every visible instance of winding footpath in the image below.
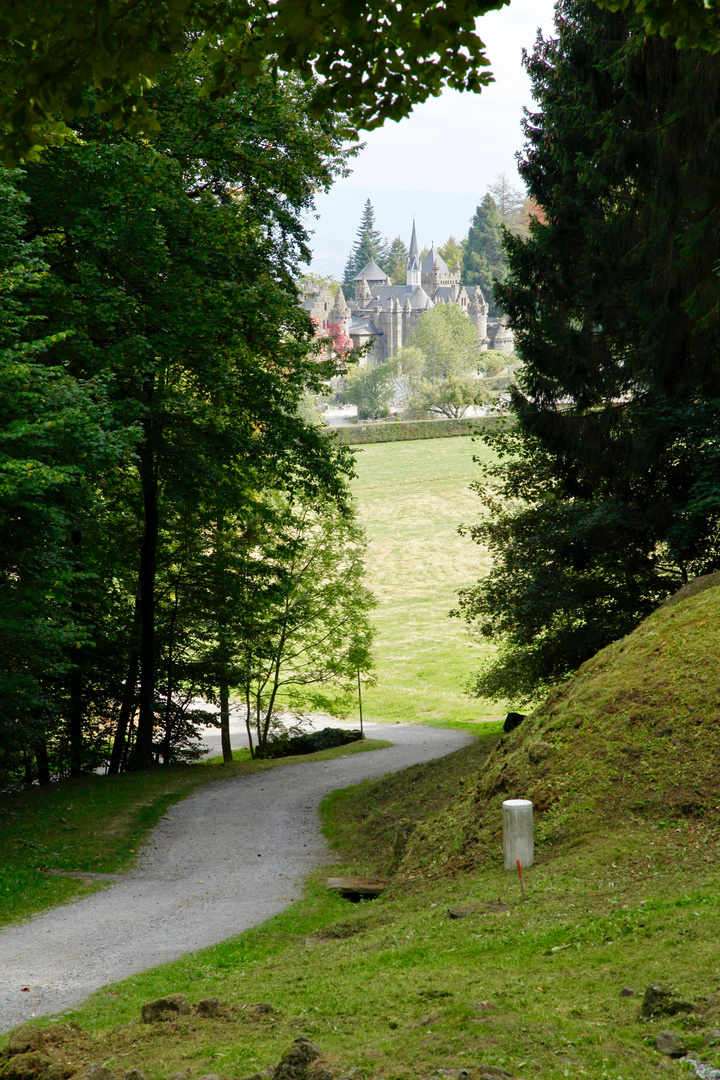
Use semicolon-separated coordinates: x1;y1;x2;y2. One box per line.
0;723;471;1033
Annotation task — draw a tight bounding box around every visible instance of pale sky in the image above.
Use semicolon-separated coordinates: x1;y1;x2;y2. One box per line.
304;0;557;277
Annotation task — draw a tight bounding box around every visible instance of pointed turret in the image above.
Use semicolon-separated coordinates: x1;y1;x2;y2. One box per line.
355;276;372;305
329;285;351;335
406;218;422;287
407;219;420;264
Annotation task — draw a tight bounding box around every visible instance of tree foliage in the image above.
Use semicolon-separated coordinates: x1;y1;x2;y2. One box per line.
0;0;506;164
456;0;720;702
461;194;505;316
0;60;368;784
343;200;388;288
439;236;465;270
341;361;398;421
396;305;488;419
205;494;375;759
385;235;409;285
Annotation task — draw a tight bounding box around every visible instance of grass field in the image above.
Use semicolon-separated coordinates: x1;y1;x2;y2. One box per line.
348;435;506;728
20;730;720;1080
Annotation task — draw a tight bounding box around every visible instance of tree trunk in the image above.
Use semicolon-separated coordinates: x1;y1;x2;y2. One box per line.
244;685;255;759
68;662;83;776
68;528;84;777
220;677;232;763
35;739;51;785
121;710;137;772
131;439;159;770
160;577;181;765
109;645;139;774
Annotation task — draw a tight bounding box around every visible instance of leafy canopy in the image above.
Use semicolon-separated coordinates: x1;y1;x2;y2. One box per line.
0;0;506;165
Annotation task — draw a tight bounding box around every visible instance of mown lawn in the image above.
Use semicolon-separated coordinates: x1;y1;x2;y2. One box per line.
349;435;506;728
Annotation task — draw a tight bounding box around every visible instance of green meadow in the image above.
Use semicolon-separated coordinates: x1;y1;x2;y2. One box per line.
348;435;505;728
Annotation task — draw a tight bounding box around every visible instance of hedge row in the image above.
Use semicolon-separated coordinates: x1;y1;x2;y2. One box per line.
262;726;362;759
328;417;499;445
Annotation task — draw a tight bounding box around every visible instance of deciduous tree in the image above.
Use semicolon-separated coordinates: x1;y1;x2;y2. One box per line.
7;59;353;776
0;0;505;164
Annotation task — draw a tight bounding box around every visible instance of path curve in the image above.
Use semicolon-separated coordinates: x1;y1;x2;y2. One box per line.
0;723;471;1033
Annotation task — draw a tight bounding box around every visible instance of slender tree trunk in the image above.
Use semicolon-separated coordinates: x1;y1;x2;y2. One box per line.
161;577;181;764
121;710;137;772
68;663;83;777
244;685;255;758
35;740;51;785
109;646;139;775
220;677;232;763
132;439;159;770
68;528;84;777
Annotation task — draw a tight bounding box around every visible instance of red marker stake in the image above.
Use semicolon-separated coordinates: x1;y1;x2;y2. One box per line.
517;858;526;900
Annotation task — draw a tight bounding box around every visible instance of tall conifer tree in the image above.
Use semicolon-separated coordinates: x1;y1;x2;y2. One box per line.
457;0;720;701
343;200;388;287
461;194;505;315
385;235;409;284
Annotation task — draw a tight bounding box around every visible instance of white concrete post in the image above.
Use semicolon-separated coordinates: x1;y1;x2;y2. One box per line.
502;799;534;870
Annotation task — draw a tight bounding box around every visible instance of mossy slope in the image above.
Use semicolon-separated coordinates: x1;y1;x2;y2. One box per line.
391;583;720;879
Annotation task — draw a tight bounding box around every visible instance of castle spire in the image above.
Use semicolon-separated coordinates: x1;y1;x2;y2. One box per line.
407;218;420;265
406;218;421;288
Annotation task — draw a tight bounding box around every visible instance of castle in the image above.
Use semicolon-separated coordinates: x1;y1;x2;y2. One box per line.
301;221;513;364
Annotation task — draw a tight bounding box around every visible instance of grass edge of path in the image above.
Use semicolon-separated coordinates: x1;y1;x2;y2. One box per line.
0;737;392;930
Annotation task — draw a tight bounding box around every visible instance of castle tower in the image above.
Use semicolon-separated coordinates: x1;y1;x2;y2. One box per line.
355;276;372;305
402;295;413;345
493;315;515;355
406;219;421;288
329;285;351;337
391;296;403;355
468;287;488;349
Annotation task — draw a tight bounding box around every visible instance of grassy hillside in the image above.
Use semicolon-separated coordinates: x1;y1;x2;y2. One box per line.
10;584;720;1079
379;580;720;882
349;436;505;728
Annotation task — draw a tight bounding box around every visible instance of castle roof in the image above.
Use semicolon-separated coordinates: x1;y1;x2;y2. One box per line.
354;258;389;282
354;283;435;311
356;285;410;310
421;242;450;275
432;285;460;303
350;316;383;337
330;285;350;314
409;286;434;309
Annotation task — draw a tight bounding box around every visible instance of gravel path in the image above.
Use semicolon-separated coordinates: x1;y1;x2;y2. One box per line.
0;723;471;1033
